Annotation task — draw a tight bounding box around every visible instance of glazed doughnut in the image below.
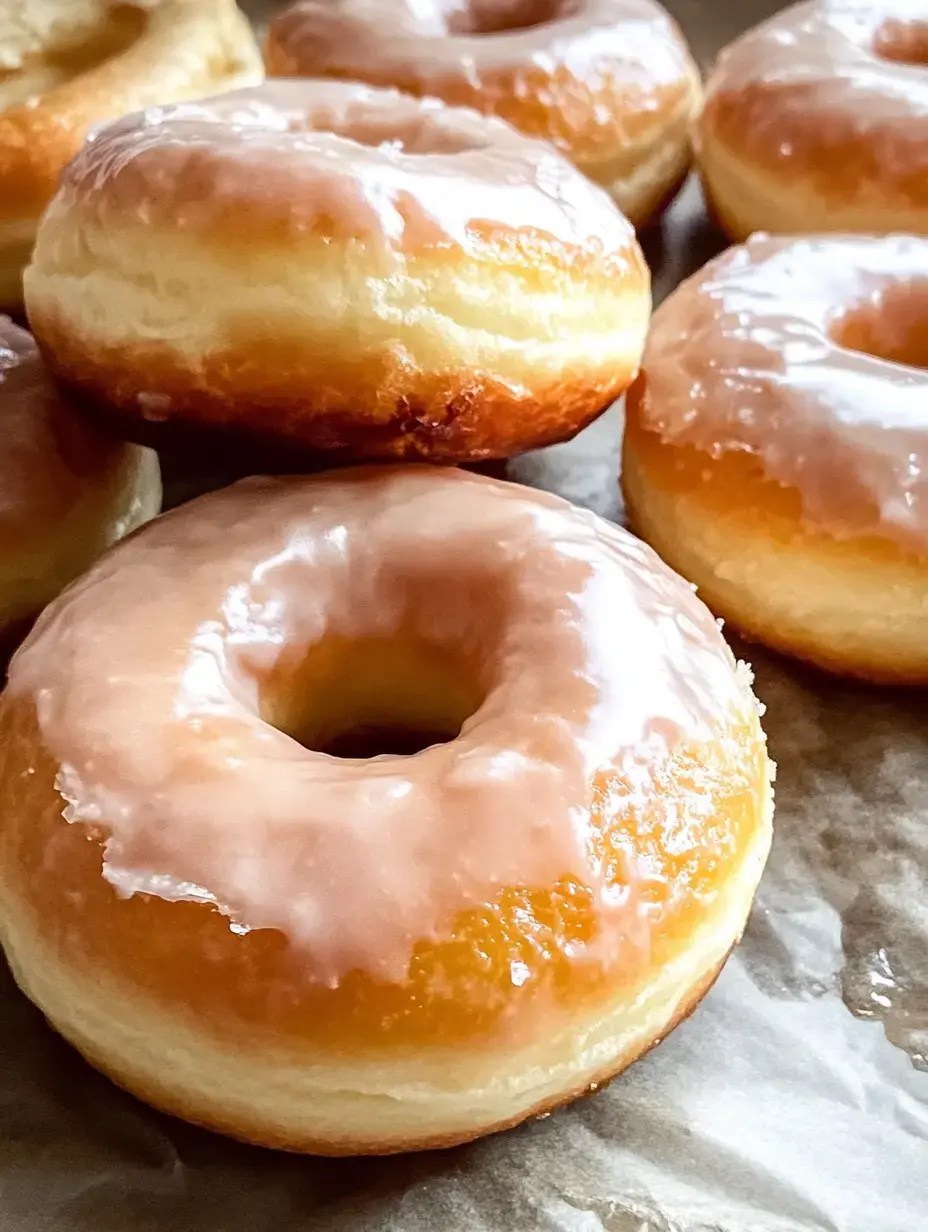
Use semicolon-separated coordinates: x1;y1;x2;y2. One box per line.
0;466;773;1155
266;0;702;228
0;317;160;654
24;80;651;466
696;1;928;240
623;233;928;684
0;0;263;307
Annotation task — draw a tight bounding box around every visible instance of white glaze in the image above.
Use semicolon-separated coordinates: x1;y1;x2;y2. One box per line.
64;79;635;259
9;467;754;984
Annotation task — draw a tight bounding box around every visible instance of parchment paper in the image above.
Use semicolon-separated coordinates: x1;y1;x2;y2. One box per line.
2;3;926;1229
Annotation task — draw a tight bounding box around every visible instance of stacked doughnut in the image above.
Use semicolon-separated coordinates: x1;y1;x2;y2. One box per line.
0;0;777;1160
24;78;652;464
626;0;928;683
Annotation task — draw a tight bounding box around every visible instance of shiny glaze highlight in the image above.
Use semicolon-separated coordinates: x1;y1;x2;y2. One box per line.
265;0;701;224
700;0;928;205
632;233;928;548
59;79;635;261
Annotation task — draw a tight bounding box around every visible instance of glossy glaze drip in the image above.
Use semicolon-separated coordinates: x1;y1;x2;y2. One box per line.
637;233;928;546
705;0;928;123
60;79;634;258
268;0;693;93
8;468;753;984
0;316;134;543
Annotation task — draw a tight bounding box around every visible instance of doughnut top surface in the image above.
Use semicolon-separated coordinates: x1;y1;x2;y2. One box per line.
8;466;755;985
57;79;636;259
707;0;928;113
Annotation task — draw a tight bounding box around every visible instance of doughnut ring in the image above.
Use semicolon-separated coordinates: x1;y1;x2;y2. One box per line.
25;79;651;466
696;0;928;240
0;466;772;1154
0;0;262;307
266;0;702;228
623;232;928;683
0;316;160;654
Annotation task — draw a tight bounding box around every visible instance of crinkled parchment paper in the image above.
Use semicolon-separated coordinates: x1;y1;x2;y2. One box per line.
1;3;926;1228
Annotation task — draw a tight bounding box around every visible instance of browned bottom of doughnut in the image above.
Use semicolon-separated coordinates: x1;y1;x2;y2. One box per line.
44;335;627;466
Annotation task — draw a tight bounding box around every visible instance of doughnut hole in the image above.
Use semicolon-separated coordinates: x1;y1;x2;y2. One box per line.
259;634;484;758
833;281;928;369
445;0;578;37
873;20;928;67
252;556;502;758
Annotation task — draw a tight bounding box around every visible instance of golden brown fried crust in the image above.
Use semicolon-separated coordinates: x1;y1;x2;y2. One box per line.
622;395;928;687
623;476;928;687
43;947;732;1157
31;316;638;464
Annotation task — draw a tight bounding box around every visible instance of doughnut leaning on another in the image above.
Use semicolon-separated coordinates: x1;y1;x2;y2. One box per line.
623;233;928;683
0;0;263;307
266;0;702;229
0;317;160;656
0;466;773;1155
24;80;651;465
696;0;928;240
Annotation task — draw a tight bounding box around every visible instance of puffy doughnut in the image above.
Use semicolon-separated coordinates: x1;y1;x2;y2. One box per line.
0;466;773;1155
24;80;651;466
696;1;928;240
623;233;928;684
265;0;702;229
0;316;160;654
0;0;263;308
